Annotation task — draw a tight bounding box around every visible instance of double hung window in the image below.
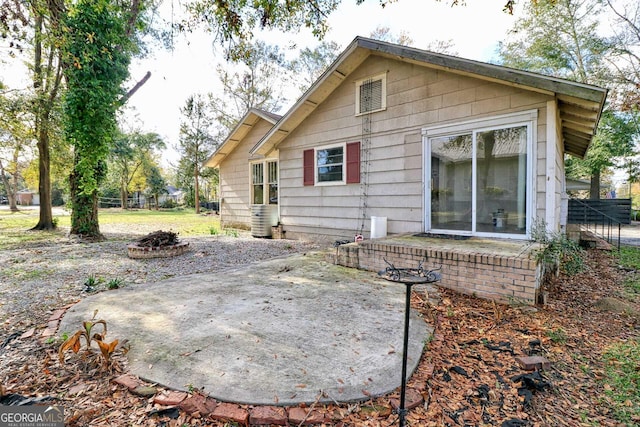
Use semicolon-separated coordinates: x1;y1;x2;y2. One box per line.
303;142;361;186
251;160;278;204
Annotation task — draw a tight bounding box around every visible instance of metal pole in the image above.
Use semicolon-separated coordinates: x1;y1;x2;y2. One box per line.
399;282;413;427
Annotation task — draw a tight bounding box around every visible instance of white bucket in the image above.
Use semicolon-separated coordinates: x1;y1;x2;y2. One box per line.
370;216;387;238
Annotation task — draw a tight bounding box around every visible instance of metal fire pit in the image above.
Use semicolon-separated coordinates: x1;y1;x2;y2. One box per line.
378;259;441;427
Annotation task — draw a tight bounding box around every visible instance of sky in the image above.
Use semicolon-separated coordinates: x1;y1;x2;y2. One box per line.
0;0;524;167
123;0;525;166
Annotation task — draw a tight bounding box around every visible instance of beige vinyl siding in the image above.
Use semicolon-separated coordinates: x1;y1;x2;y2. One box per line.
277;55;555;239
218;120;275;228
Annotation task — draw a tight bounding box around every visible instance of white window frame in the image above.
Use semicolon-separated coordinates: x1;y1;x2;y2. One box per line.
267;160;278;205
315;143;346;186
355;72;387;116
250;159;278;204
422;110;538;239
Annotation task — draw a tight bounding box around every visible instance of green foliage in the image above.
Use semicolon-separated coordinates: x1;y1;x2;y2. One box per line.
107;278;123;290
617;246;640;299
532;220;585;275
178;94;215;213
161;199;177;209
210;40;289;132
63;0;132;195
618;245;640;271
51;186;66;206
185;0;340;58
83;274;102;292
287;41;340;93
498;0;610;84
224;228;240;238
601;339;640;425
146;165;167;208
63;0;144;236
566;110;640;180
622;275;640;299
108;130;166;208
210;226;239;237
498;0;640;197
546;327;568;344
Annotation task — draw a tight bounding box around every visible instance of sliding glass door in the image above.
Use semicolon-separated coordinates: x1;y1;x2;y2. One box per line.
427;120;531;237
430;134;473;231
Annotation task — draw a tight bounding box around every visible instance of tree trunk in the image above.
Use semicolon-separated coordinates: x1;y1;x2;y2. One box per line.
9;146;20;212
120;163;129;208
69;171;102;239
194;163;200;214
120;185;128;209
590;171;601;200
31;124;56;230
30;10;62;231
0;159;18;211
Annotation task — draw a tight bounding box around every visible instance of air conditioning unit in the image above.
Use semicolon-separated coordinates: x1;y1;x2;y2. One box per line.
251;205;278;238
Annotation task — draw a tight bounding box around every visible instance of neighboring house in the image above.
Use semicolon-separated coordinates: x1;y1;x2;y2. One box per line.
206;36;606;242
16;189;39;206
158;185;185;206
205;37;608;304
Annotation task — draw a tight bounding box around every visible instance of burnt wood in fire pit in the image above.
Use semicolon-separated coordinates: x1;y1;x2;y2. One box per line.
136;230;179;247
127;230;189;259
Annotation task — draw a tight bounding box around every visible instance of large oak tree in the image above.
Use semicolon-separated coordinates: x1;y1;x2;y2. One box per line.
498;0;639;199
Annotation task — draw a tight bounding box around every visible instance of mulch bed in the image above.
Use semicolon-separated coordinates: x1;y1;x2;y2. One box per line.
1;247;638;426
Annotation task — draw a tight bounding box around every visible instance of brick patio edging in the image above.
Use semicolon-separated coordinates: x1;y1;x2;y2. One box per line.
112;373;427;425
33;305;424;425
29;304;549;425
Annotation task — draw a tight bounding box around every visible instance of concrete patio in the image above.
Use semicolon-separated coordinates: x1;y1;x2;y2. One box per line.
58;251;434;406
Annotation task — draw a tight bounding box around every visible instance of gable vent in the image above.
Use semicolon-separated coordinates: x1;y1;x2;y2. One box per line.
359;79;382;113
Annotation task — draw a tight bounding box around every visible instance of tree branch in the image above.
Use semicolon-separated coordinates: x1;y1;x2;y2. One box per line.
119;71;151;105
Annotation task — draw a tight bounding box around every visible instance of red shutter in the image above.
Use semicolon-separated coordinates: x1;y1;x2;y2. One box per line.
346;141;360;184
303;149;314;186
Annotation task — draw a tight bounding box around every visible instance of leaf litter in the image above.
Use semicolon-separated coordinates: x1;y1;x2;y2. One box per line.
0;247;638;426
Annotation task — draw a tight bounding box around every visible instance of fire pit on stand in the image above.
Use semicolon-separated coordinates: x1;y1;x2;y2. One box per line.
378;258;441;427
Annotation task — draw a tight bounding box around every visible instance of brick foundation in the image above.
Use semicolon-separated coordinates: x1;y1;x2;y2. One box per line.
334;237;542;304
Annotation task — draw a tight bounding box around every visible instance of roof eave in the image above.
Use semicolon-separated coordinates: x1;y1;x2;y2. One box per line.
204;108;281;168
251;36;607;158
251;38;367;156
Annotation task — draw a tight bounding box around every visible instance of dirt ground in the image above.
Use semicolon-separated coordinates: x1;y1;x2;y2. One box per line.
1;241;639;426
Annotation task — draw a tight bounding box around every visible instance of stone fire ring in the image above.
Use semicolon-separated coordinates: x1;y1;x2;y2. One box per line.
127;242;190;259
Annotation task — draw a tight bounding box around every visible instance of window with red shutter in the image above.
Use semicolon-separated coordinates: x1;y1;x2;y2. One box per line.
305;143;360;186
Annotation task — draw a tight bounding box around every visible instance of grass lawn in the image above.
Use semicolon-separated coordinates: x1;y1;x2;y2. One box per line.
92;207;221;236
605;245;640;425
0;207;221;250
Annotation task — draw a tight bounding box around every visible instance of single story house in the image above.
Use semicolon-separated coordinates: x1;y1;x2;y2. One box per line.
16;189;39;206
158;185;185;206
205;36;607;303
